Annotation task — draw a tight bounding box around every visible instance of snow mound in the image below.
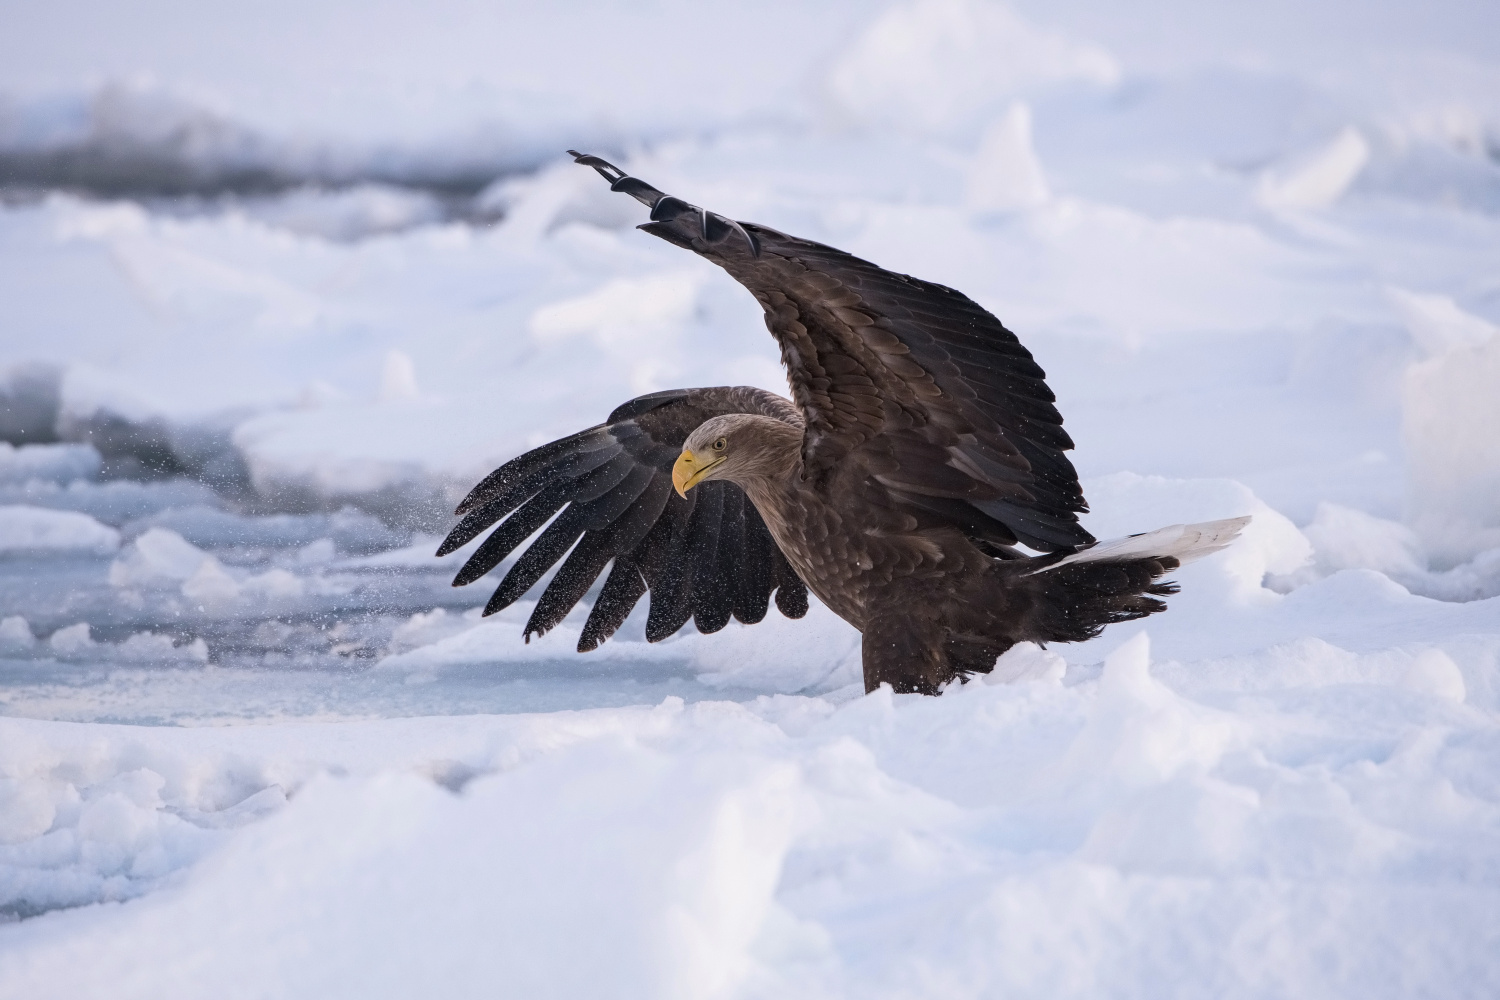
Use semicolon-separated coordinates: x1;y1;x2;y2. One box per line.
238;185;448;242
0;444;100;486
1077;474;1311;601
0;479;224;531
126;504;402;553
1389;287;1500;358
1178;634;1469;703
107;527;313;607
1257;126;1372;209
230;403;487;532
108;528;215;587
1;637;1497;996
827;0;1118;137
0;506;119;556
1303;502;1426;578
0;723;286;919
964;102;1051;213
0;615;36;654
1399;295;1500;562
42;622;209;665
1282;502;1500;602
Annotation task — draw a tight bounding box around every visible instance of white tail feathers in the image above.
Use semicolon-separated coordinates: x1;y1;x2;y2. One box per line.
1027;515;1252;575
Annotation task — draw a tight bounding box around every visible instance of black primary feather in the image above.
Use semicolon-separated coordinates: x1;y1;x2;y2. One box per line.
441;387;808;650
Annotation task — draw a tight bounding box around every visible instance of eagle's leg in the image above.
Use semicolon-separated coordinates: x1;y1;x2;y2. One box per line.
860;607;951;695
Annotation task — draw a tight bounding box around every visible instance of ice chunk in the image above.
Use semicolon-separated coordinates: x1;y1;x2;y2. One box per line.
530;271;703;393
231;404;470;531
378;349;420;403
1180;636;1470;705
0;442;100;485
109;527;213;586
241;184;446;241
48;622;95;656
1399;647;1467;703
1257;126;1371;209
0;747;230;917
0;504;119;555
108;526;251;605
240;568;304;600
9;479;224;527
181;559;242;605
295;538;337;564
42;624;209;664
1387;287;1499;358
1076;474;1311;602
1411;548;1500;603
388;608;465;655
116;632;210;664
530;272;702;344
0;777;56;845
1281;503;1500;603
0;718;807;996
57;363;163;428
1402;309;1500;562
1066;633;1242;794
965;102;1051;213
1302;503;1426;578
827;0;1118;137
127;505;401;553
0;615;36;653
985;641;1066;685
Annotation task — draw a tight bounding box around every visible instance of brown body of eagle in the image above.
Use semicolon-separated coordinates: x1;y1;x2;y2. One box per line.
438;153;1248;694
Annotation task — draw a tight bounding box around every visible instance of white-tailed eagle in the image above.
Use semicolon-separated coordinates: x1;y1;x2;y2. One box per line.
438;153;1247;693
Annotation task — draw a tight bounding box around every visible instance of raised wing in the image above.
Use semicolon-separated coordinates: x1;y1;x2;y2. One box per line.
570;152;1094;552
440;386;808;650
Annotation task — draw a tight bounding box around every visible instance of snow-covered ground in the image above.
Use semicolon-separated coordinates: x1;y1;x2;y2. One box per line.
3;0;1500;996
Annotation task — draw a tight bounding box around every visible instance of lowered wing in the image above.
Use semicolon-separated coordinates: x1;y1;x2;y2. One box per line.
441;386;808;650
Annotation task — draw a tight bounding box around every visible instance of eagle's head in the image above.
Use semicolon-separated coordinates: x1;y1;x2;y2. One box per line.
673;413;801;497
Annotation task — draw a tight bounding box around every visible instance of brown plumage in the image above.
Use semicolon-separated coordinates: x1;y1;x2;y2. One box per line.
439;153;1249;694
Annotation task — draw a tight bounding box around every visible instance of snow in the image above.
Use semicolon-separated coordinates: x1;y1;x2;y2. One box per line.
3;642;1499;997
1400;306;1500;562
3;0;1500;994
825;0;1119;138
964;103;1052;213
1256;127;1372;210
0;444;100;486
0;506;119;556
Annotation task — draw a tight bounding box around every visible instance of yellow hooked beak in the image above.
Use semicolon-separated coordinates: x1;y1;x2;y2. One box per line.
672;449;724;498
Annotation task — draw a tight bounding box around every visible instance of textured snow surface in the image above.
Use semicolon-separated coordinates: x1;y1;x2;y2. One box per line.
3;0;1500;996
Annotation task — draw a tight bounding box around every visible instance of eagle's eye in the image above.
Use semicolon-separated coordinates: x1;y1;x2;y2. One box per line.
712;437;727;451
